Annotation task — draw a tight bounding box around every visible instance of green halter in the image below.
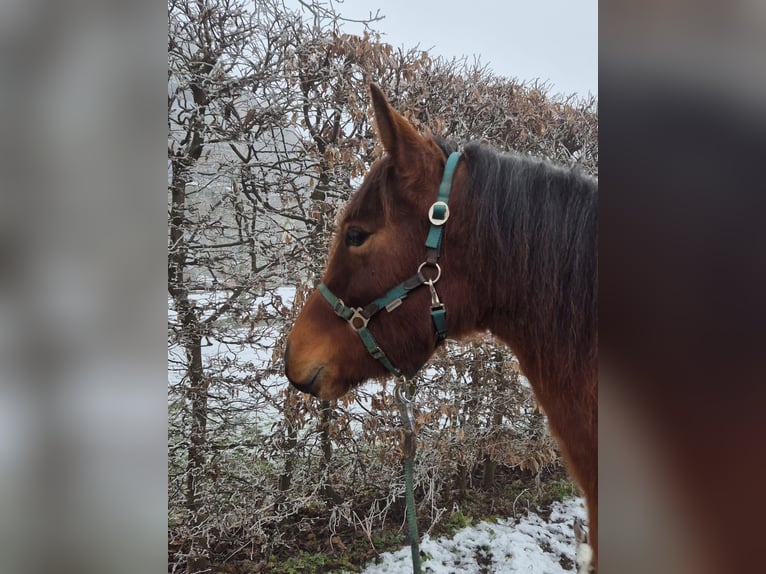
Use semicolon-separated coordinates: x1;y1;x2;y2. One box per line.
317;151;461;377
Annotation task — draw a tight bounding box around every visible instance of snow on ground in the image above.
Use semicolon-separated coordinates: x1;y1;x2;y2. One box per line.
360;497;587;574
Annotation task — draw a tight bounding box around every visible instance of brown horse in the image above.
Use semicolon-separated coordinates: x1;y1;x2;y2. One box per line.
285;84;598;570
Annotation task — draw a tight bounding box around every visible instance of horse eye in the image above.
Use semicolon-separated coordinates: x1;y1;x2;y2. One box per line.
345;227;370;247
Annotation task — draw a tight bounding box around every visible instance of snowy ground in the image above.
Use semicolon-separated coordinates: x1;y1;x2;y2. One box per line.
360;497;587;574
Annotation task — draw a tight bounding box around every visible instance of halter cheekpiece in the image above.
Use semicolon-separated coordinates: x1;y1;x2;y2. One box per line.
317;151;461;378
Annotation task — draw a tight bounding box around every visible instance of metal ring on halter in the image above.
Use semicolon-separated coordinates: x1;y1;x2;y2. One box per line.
348;308;369;331
417;261;442;283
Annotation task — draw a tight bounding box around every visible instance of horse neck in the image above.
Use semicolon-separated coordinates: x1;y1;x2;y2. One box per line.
448;147;598;385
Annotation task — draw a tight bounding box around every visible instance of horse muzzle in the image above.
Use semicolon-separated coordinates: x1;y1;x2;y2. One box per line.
284;339;350;401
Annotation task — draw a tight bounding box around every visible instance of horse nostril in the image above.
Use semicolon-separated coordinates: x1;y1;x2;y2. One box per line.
292;379;315;395
287;367;323;397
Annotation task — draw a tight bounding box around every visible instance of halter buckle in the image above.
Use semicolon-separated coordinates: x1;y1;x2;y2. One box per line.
348;308;369;331
331;300;348;317
428;201;450;226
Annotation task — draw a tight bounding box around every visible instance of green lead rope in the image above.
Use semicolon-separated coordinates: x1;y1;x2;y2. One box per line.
396;381;421;574
404;455;421;573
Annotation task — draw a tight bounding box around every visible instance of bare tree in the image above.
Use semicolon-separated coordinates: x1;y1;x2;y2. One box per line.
168;0;305;569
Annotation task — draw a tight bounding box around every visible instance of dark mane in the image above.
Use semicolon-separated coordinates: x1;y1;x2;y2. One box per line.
448;138;598;378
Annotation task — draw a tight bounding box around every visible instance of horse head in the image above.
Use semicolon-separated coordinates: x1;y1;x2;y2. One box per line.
285;85;469;400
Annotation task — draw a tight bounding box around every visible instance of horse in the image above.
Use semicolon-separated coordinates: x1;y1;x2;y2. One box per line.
285;84;598;571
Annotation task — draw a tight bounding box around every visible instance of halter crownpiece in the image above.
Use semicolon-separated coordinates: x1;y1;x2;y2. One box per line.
317;151;461;378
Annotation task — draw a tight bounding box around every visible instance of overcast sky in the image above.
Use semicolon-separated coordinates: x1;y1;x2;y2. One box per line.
338;0;597;98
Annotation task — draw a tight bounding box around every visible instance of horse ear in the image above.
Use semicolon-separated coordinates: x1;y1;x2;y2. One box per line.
369;84;424;162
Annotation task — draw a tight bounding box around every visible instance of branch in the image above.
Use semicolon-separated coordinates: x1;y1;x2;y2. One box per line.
296;0;384;27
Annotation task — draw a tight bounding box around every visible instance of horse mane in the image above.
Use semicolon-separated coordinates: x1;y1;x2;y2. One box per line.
438;137;598;381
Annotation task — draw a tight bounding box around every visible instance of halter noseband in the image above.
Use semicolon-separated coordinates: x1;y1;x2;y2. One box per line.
317;152;461;378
